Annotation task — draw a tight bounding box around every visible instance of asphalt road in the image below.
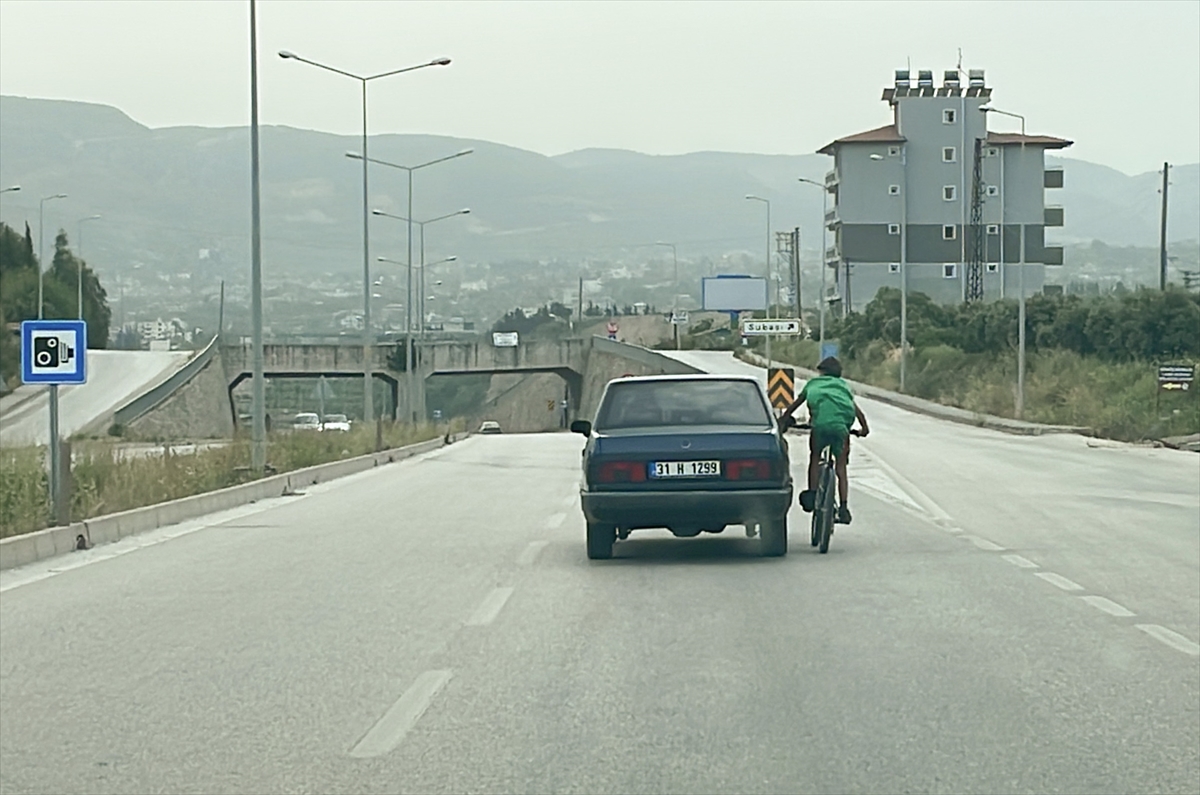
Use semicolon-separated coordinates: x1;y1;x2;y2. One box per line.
1;353;1197;794
0;350;192;446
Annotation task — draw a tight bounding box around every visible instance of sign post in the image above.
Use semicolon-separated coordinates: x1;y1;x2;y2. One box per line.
21;320;87;525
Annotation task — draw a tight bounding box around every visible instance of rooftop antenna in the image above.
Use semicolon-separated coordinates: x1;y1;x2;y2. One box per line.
956;47;963;71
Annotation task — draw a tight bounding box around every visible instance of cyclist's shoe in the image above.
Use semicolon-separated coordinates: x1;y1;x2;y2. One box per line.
798;490;816;513
836;505;852;525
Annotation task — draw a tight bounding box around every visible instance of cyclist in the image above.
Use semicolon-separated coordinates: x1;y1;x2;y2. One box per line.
778;356;870;524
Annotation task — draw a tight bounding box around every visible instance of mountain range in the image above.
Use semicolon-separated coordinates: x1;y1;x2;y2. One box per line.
1;94;1196;288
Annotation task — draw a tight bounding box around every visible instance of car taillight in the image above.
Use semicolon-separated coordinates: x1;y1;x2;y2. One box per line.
597;461;647;483
726;459;772;480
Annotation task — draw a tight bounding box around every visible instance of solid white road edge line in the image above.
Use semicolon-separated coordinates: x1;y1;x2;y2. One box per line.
1079;595;1136;618
1034;571;1085;591
1135;624;1200;657
855;445;954;524
348;670;453;758
465;587;515;626
1001;553;1038;569
517;541;549;567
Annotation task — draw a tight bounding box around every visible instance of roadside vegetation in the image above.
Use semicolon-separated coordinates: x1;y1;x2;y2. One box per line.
760;286;1199;443
0;422;449;540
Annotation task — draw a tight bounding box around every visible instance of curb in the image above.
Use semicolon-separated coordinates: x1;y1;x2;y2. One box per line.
738;350;1090;437
0;432;467;571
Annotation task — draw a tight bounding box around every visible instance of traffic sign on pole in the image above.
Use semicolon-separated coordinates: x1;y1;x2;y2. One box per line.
21;320;87;384
741;319;802;336
768;367;795;411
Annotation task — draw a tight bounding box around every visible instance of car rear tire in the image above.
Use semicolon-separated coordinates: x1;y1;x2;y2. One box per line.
759;512;788;557
586;522;615;560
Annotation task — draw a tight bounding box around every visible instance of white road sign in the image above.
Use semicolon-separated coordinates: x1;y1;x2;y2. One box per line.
670;311;689;325
740;319;802;336
492;332;519;347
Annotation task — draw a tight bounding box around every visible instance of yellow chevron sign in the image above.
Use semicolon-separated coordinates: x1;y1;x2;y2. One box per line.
768;367;795;410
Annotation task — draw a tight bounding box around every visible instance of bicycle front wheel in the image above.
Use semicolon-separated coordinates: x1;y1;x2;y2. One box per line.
818;464;836;554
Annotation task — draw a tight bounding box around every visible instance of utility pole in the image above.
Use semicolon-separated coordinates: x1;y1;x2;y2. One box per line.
792;227;801;322
1160;162;1170;290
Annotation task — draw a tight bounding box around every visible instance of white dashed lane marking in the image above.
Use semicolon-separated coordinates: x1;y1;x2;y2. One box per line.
517;541;549;567
465;587;515;626
1002;554;1039;569
349;670;452;758
1136;624;1200;657
1079;595;1136;618
963;535;1005;551
544;512;567;530
1034;571;1085;592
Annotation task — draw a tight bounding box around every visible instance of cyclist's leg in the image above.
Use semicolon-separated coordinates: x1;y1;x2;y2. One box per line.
834;432;852;523
799;433;821;512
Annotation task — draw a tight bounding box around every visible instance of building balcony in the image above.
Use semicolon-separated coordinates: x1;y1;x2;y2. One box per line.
1044;168;1064;189
1044;206;1064;227
825;170;838;188
825;246;840;263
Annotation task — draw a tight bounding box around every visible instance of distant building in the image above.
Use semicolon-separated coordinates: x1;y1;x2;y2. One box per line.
819;68;1071;311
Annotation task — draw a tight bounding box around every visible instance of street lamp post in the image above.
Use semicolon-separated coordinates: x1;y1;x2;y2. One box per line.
796;178;829;351
347;150;471;422
372;207;469;339
654;242;679;349
76;215;101;319
745;195;772;365
37;194;68;319
981;105;1028;417
280;50;450;425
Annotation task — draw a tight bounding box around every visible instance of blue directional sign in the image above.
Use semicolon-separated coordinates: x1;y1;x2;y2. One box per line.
21;320;87;384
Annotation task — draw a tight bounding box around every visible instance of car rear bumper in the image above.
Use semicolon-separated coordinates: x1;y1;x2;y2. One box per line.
581;486;792;529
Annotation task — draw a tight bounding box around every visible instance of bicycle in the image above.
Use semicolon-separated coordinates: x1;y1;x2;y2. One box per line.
790;422;863;554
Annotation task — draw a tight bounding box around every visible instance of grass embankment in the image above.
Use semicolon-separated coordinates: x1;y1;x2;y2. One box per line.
763;337;1199;443
0;422;451;540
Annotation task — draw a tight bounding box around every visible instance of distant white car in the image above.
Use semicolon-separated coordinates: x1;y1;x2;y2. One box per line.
321;414;351;432
293;412;321;431
479;420;502;435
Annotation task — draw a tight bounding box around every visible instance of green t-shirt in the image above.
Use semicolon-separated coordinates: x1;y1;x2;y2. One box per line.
800;375;856;431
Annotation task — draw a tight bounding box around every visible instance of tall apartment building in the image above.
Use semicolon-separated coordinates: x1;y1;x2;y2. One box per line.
819;68;1071;311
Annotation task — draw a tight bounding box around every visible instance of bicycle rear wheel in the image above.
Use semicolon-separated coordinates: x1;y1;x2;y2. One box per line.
818;463;836;554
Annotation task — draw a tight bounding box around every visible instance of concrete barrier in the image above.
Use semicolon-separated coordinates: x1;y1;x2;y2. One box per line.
0;434;463;571
738;351;1090;437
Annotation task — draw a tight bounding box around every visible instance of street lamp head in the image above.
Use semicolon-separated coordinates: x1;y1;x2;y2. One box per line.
431;57;452;66
371;208;384;216
869;154;885;161
457;148;474;156
278;50;296;59
1;185;20;192
459;208;471;215
345;151;363;160
446;256;458;261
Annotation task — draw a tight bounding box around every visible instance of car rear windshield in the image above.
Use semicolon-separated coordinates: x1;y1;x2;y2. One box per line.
325;414;347;422
595;379;772;430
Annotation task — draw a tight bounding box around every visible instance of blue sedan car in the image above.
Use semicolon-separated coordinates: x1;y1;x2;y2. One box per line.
571;374;793;559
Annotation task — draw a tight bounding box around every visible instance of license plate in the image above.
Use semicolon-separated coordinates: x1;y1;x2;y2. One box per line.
651;460;721;478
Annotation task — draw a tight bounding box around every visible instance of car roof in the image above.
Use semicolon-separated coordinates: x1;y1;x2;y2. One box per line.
607;373;762;385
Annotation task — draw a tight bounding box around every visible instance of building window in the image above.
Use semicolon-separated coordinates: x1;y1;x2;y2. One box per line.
986;147;999;157
943;263;958;278
943;185;957;201
888;263;901;274
888;184;900;196
943;109;956;124
943;225;957;240
888;146;901;157
986;263;999;273
987;223;1000;235
888;223;900;235
942;147;957;163
986;185;1000;197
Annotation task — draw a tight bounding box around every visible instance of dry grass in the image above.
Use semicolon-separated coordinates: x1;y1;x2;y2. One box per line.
0;421;451;540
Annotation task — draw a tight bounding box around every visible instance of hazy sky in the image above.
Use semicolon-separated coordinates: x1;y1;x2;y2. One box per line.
1;0;1197;175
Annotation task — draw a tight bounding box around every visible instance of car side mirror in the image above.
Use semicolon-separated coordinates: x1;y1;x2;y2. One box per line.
570;420;592;436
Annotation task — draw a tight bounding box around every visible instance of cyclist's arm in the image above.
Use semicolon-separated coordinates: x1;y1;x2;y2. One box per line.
778;388;808;427
854;404;870;437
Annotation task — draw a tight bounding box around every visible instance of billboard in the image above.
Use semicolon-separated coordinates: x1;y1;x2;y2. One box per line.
492;332;519;347
701;276;767;311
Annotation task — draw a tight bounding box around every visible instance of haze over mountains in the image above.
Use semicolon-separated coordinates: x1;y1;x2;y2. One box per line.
0;94;1196;290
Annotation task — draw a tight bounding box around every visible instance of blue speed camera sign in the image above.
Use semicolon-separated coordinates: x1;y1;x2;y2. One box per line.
21;320;87;384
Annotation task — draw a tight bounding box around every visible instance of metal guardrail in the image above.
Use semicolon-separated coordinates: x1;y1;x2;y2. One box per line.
112;335;220;428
